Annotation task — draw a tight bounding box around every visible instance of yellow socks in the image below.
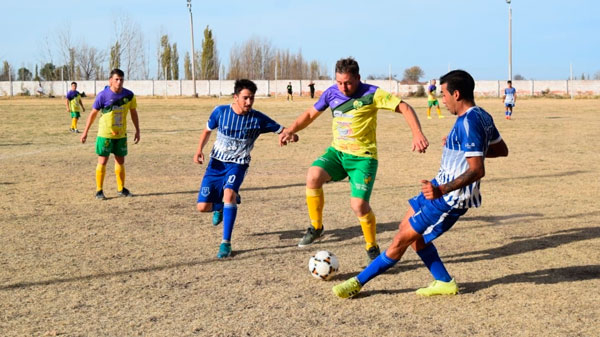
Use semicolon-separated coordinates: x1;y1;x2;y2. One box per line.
358;210;377;250
71;118;78;130
96;163;106;191
436;107;443;117
306;188;324;230
115;163;125;191
427;107;431;118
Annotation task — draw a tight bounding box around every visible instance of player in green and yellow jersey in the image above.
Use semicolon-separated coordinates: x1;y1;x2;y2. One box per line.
66;82;85;133
80;69;140;200
279;57;429;263
427;79;444;119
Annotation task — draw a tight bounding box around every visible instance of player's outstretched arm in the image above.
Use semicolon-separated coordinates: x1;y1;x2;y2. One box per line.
194;128;212;164
80;109;99;143
279;106;323;146
395;102;429;153
130;108;140;144
486;139;509;158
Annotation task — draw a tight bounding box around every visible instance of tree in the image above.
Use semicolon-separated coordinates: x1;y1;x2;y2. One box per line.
159;34;172;80
0;61;14;81
111;15;147;79
402;66;424;83
34;65;40;82
40;63;57;81
76;43;106;80
184;52;192;80
110;41;121;70
171;43;179;80
514;74;526;80
593;71;600;80
200;26;219;80
17;67;32;81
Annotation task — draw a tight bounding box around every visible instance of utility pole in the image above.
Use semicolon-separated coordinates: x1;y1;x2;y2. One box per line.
187;0;198;97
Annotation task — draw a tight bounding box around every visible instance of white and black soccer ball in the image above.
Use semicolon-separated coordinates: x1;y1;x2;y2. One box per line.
308;250;340;281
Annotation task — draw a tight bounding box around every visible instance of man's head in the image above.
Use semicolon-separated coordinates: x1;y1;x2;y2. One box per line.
440;70;475;115
335;57;361;97
431;79;437;85
109;68;125;93
507;80;512;87
70;82;77;90
233;79;257;114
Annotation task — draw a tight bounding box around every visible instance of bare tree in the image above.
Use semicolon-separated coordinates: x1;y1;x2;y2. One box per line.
402;66;424;83
76;43;106;80
109;15;147;79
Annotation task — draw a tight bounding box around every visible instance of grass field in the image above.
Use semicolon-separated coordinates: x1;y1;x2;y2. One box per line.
1;95;599;336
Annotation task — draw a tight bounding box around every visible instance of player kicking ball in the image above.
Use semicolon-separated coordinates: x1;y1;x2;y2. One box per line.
194;79;298;259
333;70;508;298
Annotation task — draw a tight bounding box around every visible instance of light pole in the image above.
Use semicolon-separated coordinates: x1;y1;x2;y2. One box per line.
187;0;198;97
506;0;512;81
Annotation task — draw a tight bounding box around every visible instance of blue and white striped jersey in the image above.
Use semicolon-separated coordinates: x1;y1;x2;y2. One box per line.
207;104;283;165
504;87;516;104
435;106;502;209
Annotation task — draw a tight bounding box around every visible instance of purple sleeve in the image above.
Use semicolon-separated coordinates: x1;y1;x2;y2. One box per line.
92;91;103;110
313;88;330;112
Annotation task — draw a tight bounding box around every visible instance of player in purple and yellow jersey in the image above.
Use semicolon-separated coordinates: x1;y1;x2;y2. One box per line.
279;57;429;264
80;69;140;200
426;79;444;119
333;70;508;299
194;79;298;259
65;82;85;133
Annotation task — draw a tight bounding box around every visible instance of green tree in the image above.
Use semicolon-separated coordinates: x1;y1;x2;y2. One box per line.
402;66;424;83
110;41;121;71
184;52;192;80
0;61;12;81
171;43;179;80
34;64;40;82
40;63;57;81
160;34;172;80
17;67;32;81
200;26;219;80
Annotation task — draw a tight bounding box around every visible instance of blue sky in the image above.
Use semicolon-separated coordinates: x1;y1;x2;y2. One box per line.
1;0;598;80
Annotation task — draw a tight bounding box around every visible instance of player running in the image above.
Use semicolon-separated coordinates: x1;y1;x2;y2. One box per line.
332;70;508;298
66;82;85;133
426;79;444;119
503;80;516;119
194;79;298;259
279;57;429;264
80;68;140;200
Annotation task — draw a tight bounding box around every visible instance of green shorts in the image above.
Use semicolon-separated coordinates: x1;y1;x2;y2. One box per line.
95;136;128;157
70;111;81;118
312;147;378;201
427;100;439;107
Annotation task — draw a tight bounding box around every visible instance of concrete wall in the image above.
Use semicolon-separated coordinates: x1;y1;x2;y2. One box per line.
2;79;600;97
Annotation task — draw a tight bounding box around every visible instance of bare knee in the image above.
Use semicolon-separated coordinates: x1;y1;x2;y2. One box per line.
306;166;330;189
197;203;212;212
350;198;370;217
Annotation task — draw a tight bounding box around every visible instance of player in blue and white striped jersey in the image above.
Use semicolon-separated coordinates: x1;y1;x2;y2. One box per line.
333;70;508;298
194;79;298;259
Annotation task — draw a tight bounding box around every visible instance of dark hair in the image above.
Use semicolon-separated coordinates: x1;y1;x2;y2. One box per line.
71;81;77;86
234;79;257;95
507;80;512;84
440;70;475;102
335;57;360;76
110;68;125;78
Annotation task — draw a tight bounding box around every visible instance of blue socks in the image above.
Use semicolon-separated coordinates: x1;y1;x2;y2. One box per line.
417;243;451;282
222;203;237;242
356;251;398;285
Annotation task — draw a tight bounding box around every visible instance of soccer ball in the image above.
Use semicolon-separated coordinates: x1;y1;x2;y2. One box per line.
308;250;340;281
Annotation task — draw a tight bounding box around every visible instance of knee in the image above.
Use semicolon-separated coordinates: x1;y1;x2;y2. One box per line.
350;199;370;217
306;167;327;188
197;203;211;212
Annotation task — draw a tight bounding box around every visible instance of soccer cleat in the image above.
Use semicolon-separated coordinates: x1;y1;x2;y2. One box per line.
365;245;381;264
217;242;232;259
438;115;445;119
212;210;223;226
427;116;432;120
332;277;362;299
298;226;324;247
74;129;80;133
415;279;458;296
95;190;106;200
118;187;133;197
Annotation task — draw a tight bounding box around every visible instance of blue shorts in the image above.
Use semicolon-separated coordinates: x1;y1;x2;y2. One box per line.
408;190;468;244
505;103;514;108
197;158;248;204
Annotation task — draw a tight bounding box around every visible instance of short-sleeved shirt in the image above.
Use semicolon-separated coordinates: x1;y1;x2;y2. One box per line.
207;105;283;165
314;82;401;159
435;106;502;209
66;90;82;112
504;87;516;104
427;85;437;101
92;87;137;139
287;85;293;94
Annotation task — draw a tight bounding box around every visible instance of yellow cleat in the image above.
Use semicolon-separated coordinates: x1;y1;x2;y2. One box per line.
332;277;362;299
438;115;445;119
416;279;458;296
427;116;432;120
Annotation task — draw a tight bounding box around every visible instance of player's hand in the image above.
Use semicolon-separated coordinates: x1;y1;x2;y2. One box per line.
194;152;204;165
134;131;140;144
421;179;442;200
442;136;447;146
412;132;429;153
279;130;298;146
80;132;87;144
